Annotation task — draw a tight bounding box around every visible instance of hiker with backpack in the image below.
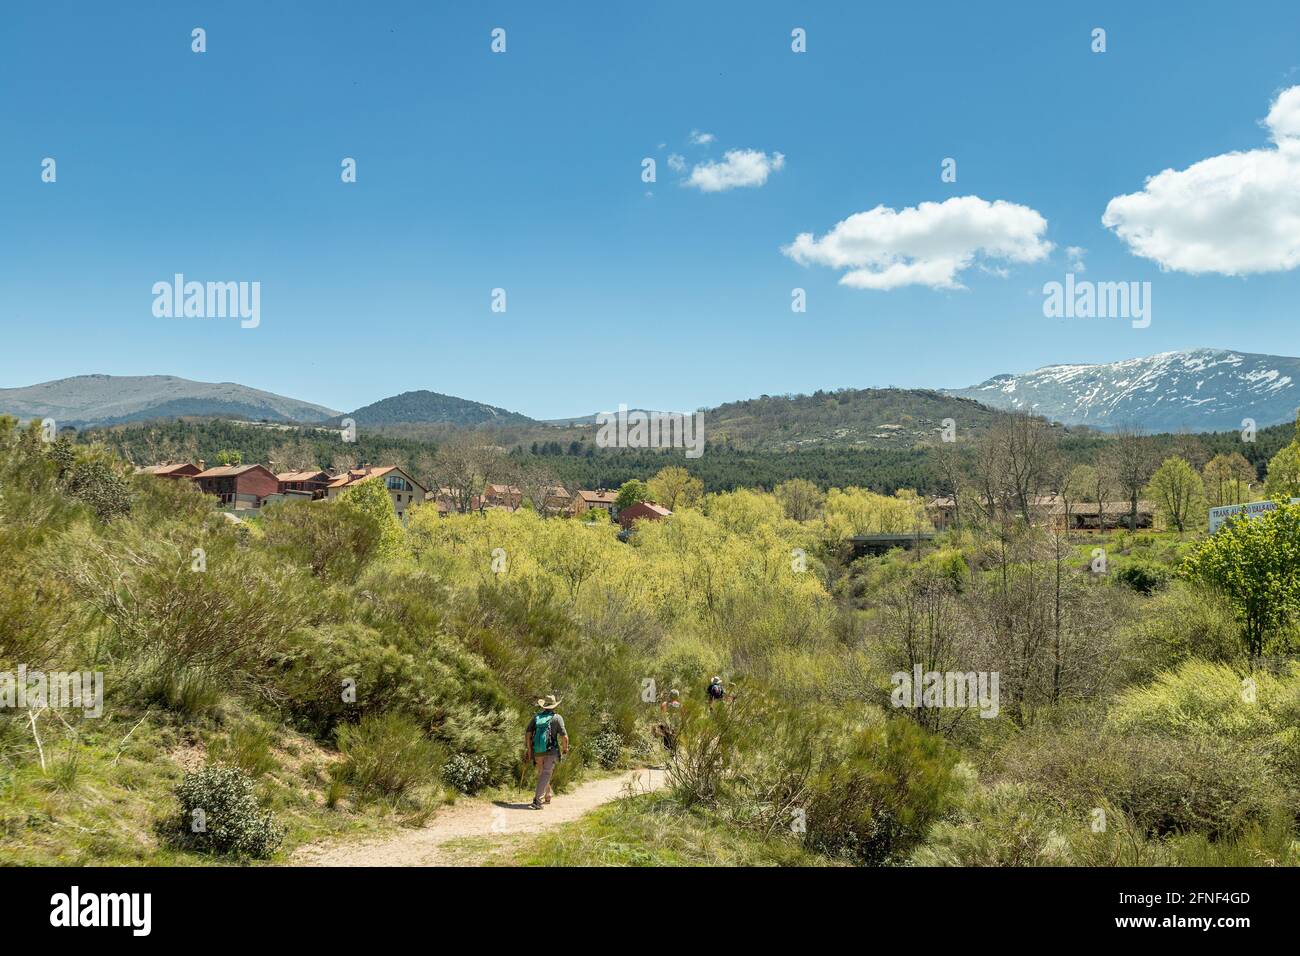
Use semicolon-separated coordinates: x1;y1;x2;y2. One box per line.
524;694;569;810
707;676;729;705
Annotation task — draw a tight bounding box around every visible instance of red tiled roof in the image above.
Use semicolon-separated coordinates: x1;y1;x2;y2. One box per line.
326;466;428;494
277;470;329;482
135;462;198;476
195;464;269;478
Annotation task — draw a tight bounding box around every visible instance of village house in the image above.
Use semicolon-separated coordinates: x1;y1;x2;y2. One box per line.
926;494;1157;532
617;500;672;529
925;494;1062;530
426;486;479;515
133;461;203;479
325;465;426;522
1050;499;1157;532
543;485;572;515
276;469;334;500
192;463;280;510
571;488;618;518
481;483;523;510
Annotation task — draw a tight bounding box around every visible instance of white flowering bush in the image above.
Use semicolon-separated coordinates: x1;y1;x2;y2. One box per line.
173;765;284;859
441;752;492;795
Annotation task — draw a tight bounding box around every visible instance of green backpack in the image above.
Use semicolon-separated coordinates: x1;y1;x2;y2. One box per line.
532;712;556;754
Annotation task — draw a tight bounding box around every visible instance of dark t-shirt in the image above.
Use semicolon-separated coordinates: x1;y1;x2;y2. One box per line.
526;712;567;753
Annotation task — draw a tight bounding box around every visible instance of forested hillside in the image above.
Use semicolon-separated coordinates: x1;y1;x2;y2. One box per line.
339;390;535;428
79;415;1295;496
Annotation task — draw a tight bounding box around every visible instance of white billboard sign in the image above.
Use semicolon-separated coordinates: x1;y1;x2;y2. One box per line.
1209;499;1300;533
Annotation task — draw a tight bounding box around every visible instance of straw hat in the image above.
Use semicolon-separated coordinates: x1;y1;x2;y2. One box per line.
536;694;562;710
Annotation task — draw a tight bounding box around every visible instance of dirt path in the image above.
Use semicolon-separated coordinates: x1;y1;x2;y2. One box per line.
291;768;663;867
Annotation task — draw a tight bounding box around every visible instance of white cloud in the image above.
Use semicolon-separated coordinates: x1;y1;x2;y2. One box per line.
1066;245;1087;272
667;153;687;172
1102;86;1300;275
782;195;1052;291
685;149;785;192
689;129;715;145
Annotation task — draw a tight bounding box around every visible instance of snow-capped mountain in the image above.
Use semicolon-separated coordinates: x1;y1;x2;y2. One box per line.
945;349;1300;432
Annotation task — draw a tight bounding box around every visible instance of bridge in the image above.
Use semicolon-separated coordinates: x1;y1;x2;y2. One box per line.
848;532;937;558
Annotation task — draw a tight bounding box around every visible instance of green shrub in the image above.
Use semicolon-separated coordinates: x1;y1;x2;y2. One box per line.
910;782;1067;867
260;499;387;583
208;723;279;778
1119;736;1281;839
138;664;224;719
57;524;310;713
653;634;727;692
172;765;284;859
1106;659;1300;791
63;459;132;521
338;478;406;560
802;716;959;865
997;718;1287;840
1120;582;1242;680
333;713;438;802
1113;561;1168;595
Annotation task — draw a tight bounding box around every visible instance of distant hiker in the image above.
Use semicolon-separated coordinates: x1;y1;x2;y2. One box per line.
654;689;682;757
652;721;677;758
659;688;682;715
707;676;727;704
525;695;569;810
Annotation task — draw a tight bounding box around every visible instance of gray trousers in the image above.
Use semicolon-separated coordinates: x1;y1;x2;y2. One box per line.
533;752;559;803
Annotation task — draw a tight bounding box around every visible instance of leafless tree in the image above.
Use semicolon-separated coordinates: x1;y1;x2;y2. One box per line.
877;568;971;736
1107;426;1157;530
432;433;496;513
929;442;966;528
513;457;560;516
971;412;1058;525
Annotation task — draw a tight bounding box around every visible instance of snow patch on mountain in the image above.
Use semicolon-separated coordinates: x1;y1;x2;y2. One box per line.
945;349;1300;432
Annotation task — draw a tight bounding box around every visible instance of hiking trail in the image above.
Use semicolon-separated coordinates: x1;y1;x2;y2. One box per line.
291;768;663;867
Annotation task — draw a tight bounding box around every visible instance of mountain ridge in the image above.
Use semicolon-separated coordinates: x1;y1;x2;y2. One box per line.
944;348;1300;432
0;374;340;428
10;347;1300;441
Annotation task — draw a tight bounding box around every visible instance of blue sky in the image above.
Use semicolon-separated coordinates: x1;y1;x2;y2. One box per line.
4;1;1300;418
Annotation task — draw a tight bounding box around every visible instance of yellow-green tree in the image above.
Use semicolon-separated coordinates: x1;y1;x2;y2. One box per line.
615;479;650;511
1265;442;1300;501
647;466;703;512
1182;503;1300;656
1145;456;1205;533
339;476;406;559
774;478;825;521
1202;452;1256;508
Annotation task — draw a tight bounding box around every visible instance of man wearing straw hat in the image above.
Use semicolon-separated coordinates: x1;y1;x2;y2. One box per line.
525;694;569;810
